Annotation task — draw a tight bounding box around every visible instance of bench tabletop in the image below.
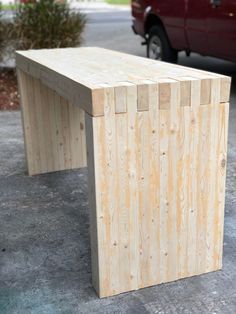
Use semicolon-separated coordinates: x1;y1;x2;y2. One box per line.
16;47;231;116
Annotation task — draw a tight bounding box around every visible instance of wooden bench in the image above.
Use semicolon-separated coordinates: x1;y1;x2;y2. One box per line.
16;47;231;298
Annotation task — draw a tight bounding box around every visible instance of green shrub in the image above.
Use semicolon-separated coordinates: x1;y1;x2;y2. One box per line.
0;3;11;62
0;3;4;60
12;0;86;50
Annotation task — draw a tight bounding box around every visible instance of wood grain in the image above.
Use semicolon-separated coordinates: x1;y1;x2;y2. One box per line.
17;49;231;298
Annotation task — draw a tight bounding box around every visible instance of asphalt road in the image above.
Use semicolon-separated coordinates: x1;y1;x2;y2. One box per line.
82;5;236;108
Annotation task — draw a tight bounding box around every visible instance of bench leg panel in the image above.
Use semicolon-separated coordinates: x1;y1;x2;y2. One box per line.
18;69;87;175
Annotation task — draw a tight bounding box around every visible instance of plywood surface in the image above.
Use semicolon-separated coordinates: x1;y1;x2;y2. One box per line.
16;47;231;116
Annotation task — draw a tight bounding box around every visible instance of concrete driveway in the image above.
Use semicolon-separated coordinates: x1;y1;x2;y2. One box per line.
0;5;236;314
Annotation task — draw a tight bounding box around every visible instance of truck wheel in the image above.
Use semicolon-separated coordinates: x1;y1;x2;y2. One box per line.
147;26;178;63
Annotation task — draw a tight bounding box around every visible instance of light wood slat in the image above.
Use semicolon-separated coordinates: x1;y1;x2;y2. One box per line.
180;80;191;107
136;80;159;287
116;112;130;292
47;87;60;172
206;78;221;272
79;110;87;166
126;84;139;291
18;71;87;175
195;105;209;275
187;79;201;276
26;76;41;174
213;102;229;270
16;48;231;116
159;109;170;283
220;77;231;103
177;106;190;278
68;103;87;169
40;83;54;172
146;82;160;286
91;87;120;297
88;113;111;297
137;83;149;111
17;69;35;173
60;97;72;170
167;80;180;281
85;113;100;294
31;79;43;171
136;110;151;287
54;93;66;171
115;85;127;113
205;104;218;272
201;79;211;105
104;87;120;296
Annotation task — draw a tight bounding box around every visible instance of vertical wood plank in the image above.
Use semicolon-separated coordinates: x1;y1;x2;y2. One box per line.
213;102;229;270
126;84;139;291
136;110;151;288
40;83;54;172
18;71;87;175
147;82;160;286
47;88;60;172
60;97;72;170
91;87;120;297
26;76;41;174
167;81;180;281
159;109;169;283
195;105;209;275
116;112;130;291
17;69;35;174
206;78;221;272
177;106;190;278
85;113;100;294
187;79;201;276
79;110;87;166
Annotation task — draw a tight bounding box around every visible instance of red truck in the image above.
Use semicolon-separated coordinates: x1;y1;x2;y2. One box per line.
131;0;236;63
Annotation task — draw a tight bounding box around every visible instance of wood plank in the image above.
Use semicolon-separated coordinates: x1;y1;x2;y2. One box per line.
220;77;231;103
200;79;211;105
159;109;169;283
195;104;209;275
177;106;190;278
116;111;130;292
137;83;149;111
187;79;201;276
136;110;151;287
126;84;139;291
85;113;100;294
16;48;231;116
17;69;35;174
147;82;160;285
26;76;41;174
115;85;127;113
206;78;221;272
167;80;180;281
213;102;229;270
18;72;87;175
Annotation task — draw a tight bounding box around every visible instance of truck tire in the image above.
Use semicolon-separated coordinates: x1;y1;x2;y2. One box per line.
147;26;178;63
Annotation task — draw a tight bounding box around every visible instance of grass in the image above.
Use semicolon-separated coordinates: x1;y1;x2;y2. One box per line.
1;4;19;11
106;0;130;5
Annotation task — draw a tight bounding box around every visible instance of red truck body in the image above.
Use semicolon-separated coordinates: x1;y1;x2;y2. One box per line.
132;0;236;63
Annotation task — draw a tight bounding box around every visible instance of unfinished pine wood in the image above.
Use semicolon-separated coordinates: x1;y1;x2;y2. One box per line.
16;48;231;298
84;82;229;297
17;69;87;175
16;48;231;116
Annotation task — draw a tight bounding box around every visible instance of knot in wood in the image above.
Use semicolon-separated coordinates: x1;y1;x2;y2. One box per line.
221;159;226;168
